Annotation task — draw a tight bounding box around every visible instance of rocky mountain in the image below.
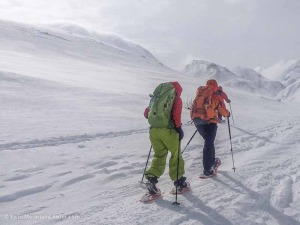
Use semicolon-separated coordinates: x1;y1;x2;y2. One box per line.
184;60;239;83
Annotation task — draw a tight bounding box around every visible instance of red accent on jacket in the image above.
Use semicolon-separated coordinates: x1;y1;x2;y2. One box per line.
206;80;230;123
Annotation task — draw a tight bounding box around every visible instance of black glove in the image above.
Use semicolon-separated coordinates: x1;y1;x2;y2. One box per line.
227;112;231;118
228;99;231;103
175;126;184;141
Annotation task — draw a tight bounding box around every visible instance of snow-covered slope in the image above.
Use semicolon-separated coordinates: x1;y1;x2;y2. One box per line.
279;60;300;86
276;79;300;102
184;60;240;83
273;60;300;102
0;20;170;93
232;67;284;96
46;23;159;63
0;19;186;143
253;65;264;74
1;20;300;225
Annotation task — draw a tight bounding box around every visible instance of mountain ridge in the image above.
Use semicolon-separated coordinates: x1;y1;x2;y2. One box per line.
184;60;285;97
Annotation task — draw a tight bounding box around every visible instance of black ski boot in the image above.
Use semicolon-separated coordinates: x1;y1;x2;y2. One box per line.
172;176;190;194
145;176;158;194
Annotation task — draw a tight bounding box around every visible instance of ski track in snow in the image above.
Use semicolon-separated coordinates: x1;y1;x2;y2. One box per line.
0;184;52;203
0;128;148;151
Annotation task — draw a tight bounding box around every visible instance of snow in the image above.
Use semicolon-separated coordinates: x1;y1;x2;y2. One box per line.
1;20;300;225
276;79;300;102
258;60;298;82
184;60;286;97
45;22;159;63
278;60;300;87
275;60;300;102
184;60;240;83
231;67;284;97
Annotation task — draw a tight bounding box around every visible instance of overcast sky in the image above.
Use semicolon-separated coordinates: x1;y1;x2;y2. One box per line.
0;0;299;74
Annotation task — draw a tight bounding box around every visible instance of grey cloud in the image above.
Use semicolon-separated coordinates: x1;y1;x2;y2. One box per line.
0;0;299;71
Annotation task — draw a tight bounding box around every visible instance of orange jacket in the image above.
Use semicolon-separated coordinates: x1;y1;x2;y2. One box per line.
190;79;229;124
207;80;229;123
209;93;230;123
217;86;230;103
144;82;182;128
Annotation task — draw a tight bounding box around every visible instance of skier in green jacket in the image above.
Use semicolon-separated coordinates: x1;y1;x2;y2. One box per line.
143;81;189;195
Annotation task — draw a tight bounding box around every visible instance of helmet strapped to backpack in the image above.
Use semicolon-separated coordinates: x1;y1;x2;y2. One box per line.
148;82;176;128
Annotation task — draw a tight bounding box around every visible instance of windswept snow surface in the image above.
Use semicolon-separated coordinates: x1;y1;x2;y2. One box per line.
276;60;300;102
276;79;300;102
279;60;300;87
45;23;159;63
1;20;300;225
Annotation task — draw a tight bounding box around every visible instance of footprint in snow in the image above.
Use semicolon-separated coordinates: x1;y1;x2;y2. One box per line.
104;173;127;182
0;184;52;203
52;171;72;177
118;165;134;170
271;176;293;209
61;174;95;187
14;167;44;173
94;161;118;169
254;141;265;148
4;174;30;182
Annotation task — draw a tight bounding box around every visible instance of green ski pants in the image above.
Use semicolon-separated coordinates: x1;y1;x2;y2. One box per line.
145;128;185;181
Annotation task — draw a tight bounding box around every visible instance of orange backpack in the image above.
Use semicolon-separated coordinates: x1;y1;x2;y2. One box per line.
190;85;215;124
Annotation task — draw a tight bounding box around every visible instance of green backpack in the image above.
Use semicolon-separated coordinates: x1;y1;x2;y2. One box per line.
148;82;176;128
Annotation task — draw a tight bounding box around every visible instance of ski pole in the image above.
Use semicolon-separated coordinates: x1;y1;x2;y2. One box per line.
229;102;235;124
227;117;236;172
181;130;197;154
172;140;181;206
140;145;152;184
